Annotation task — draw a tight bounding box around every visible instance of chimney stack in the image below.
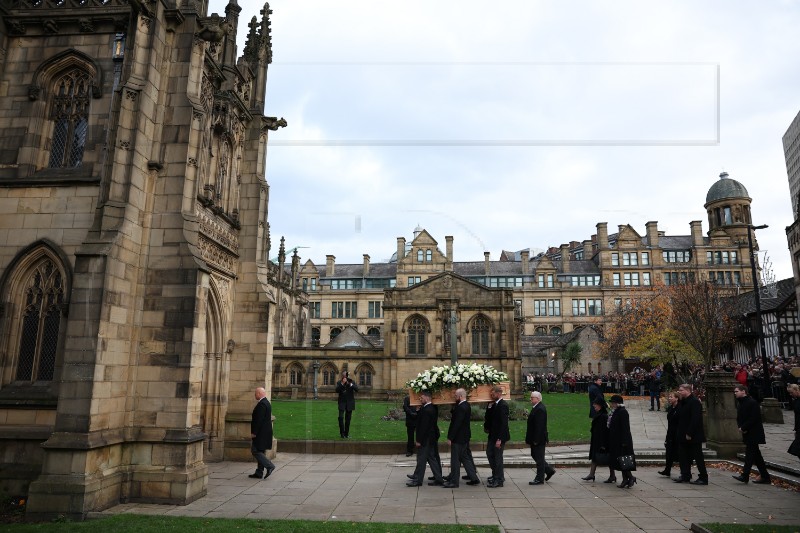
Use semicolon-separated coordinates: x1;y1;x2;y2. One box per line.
582;240;592;258
560;244;570;273
363;254;370;277
397;237;406;263
646;221;659;247
521;249;530;275
484;251;491;276
690;221;703;246
326;254;335;277
596;222;609;250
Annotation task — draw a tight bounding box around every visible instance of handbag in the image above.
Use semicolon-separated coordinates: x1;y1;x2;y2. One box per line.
594;451;610;466
617;454;637;471
788;439;800;458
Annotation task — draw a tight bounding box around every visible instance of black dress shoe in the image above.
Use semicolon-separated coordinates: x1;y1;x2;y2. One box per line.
732;474;748;483
691;478;708;485
462;475;471;480
657;470;670;476
603;477;617;484
248;472;264;479
407;474;416;480
545;470;556;481
265;466;275;478
529;479;544;485
752;477;771;484
442;482;458;488
466;479;481;486
673;477;690;483
406;482;422;487
428;476;435;481
488;481;503;488
405;452;413;457
428;480;444;486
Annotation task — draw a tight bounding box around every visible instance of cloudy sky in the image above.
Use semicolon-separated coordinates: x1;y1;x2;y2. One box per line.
214;0;800;280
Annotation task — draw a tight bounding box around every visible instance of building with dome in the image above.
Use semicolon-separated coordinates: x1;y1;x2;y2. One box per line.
273;172;761;399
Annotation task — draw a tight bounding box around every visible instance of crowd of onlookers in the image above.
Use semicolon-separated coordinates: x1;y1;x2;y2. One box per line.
524;355;799;406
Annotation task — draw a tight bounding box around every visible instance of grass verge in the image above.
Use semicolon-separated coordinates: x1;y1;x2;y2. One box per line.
699;524;800;533
2;514;501;532
272;393;591;442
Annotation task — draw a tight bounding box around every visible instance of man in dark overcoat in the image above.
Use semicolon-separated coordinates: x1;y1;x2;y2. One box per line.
484;385;510;488
249;387;275;479
674;383;708;485
336;370;359;438
526;391;556;485
402;394;418;457
588;376;603;418
732;384;771;484
407;390;444;487
443;388;480;488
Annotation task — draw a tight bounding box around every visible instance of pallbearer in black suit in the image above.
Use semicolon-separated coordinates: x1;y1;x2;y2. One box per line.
732;384;771;484
442;388;480;488
336;370;358;438
407;390;444;487
249;387;275;479
526;391;556;485
484;385;510;488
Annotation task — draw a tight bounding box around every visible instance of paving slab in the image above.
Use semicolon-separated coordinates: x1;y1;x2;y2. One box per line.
101;398;800;532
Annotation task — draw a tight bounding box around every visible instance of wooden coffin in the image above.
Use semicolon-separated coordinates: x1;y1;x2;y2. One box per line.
407;381;510;406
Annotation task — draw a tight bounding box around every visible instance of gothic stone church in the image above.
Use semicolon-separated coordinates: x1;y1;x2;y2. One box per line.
0;0;305;519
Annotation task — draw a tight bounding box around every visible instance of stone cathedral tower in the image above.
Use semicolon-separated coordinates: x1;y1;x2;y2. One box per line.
0;0;304;519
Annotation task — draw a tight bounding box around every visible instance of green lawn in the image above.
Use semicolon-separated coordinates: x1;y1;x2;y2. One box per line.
2;514;500;532
700;524;800;533
272;393;591;443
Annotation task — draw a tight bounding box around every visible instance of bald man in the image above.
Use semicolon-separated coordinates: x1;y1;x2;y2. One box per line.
249;387;275;479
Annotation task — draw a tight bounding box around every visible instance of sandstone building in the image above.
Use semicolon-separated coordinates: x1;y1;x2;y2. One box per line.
276;173;762;399
0;0;304;519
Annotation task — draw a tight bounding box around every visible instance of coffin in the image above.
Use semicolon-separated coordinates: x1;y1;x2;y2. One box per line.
407;381;510;406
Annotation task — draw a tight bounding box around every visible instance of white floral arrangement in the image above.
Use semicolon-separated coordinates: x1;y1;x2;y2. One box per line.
406;363;509;393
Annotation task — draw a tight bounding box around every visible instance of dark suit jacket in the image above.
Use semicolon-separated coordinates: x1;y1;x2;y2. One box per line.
588;383;603;418
525;402;548;446
447;400;471;444
416;402;439;446
677;394;706;443
736;395;766;445
335;378;358;411
251;397;273;451
793;396;800;433
484;399;510;443
403;395;418;429
666;403;680;446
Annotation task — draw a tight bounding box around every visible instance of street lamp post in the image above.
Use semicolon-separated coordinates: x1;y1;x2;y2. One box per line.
312;360;320;400
746;224;772;399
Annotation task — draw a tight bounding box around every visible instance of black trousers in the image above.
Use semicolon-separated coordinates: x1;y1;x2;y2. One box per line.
251;441;275;474
664;441;676;473
678;441;707;480
448;442;479;485
412;442;443;483
742;441;769;479
338;409;352;437
486;439;505;482
406;425;416;454
530;443;555;481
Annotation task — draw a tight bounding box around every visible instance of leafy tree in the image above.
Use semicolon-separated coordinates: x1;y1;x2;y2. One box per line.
559;341;583;375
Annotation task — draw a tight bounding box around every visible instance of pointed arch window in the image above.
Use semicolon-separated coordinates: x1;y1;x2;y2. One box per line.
356;364;374;387
15;258;65;382
407;317;426;355
320;363;337;386
471;316;490;355
288;364;303;386
48;68;91;168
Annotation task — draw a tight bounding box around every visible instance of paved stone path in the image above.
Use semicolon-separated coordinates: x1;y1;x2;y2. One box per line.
104;398;800;532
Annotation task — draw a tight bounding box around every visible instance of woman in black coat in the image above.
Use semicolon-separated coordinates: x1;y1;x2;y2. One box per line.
608;394;637;488
582;397;612;482
659;391;681;476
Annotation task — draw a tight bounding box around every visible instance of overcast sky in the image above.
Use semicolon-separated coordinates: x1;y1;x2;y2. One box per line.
213;0;800;281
